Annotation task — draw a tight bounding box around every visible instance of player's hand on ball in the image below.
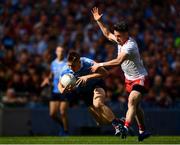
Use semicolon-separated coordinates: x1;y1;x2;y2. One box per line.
91;7;103;21
64;84;75;93
59;82;74;94
76;76;89;86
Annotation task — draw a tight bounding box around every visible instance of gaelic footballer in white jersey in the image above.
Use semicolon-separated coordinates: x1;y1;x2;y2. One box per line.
117;37;147;81
91;7;151;141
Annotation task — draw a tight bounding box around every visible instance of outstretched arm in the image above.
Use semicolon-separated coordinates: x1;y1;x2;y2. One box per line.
76;67;108;86
91;52;128;72
87;67;108;79
91;7;117;42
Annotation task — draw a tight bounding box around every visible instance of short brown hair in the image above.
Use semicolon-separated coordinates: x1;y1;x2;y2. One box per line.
113;21;128;32
67;51;80;64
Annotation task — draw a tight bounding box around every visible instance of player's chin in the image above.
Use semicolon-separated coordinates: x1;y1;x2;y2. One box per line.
117;40;122;44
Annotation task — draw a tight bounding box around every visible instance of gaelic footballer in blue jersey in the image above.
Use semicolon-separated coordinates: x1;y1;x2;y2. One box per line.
41;45;69;136
58;51;123;135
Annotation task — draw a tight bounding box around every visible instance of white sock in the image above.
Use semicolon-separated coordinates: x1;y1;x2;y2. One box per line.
124;126;129;132
139;130;144;134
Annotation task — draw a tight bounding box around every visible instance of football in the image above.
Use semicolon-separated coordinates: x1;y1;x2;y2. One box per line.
60;73;76;88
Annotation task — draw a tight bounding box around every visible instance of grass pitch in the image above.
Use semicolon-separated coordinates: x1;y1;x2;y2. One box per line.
0;136;180;144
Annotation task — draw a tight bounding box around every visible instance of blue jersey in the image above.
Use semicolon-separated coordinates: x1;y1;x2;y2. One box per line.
51;59;66;93
60;57;104;93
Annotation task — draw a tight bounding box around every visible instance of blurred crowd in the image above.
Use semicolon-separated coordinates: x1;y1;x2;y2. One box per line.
0;0;179;108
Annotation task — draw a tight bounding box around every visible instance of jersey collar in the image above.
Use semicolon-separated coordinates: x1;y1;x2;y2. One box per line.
55;58;66;63
119;37;129;46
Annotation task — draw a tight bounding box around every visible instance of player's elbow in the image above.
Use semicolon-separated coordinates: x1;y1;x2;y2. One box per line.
116;57;123;65
116;53;127;65
117;59;122;65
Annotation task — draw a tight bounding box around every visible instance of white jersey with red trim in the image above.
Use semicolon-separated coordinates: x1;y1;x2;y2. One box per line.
118;37;148;80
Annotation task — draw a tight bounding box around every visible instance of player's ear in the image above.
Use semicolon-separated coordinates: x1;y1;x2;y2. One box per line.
77;60;81;66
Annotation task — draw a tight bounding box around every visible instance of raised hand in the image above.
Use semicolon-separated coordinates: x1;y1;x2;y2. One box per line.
91;7;103;21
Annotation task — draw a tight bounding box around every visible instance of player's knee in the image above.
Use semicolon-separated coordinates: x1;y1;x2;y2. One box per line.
60;109;67;117
93;88;105;108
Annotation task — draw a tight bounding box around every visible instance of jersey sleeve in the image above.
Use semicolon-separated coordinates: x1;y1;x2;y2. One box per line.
59;66;73;80
81;57;94;67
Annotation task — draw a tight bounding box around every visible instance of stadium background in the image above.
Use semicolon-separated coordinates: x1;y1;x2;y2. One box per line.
0;0;180;137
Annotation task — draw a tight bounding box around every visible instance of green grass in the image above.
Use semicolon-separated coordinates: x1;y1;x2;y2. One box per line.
0;136;180;144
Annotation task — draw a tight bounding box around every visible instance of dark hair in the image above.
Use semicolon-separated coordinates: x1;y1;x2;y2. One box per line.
56;44;64;49
113;21;128;32
67;51;80;63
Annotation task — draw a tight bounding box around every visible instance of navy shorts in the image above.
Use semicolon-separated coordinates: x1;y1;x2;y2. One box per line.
76;80;106;106
50;92;71;102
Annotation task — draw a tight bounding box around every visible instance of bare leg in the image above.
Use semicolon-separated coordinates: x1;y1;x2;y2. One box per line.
88;105;106;125
98;105;115;123
125;90;142;128
135;104;151;141
49;101;62;125
59;101;69;132
135;104;145;134
92;88;115;124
